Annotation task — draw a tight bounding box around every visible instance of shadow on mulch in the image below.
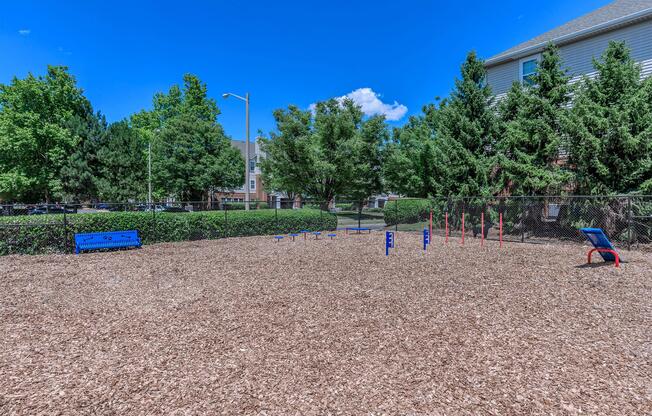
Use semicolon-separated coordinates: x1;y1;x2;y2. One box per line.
575;261;626;269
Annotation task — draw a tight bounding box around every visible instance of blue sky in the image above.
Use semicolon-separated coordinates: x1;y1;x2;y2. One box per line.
1;0;610;140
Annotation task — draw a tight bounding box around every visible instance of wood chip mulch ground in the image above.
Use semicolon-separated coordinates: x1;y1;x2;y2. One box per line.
0;232;650;415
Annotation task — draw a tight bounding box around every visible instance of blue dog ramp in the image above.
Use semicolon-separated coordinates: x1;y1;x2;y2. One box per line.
580;228;617;262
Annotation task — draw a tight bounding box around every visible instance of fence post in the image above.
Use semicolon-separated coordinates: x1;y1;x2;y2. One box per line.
395;199;398;233
627;196;632;251
224;205;228;238
63;209;69;253
520;196;525;243
276;206;279;233
358;201;362;229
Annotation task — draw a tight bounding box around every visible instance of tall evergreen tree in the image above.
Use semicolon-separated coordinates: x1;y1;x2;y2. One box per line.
494;43;572;195
435;51;497;197
94;121;148;202
567;41;652;194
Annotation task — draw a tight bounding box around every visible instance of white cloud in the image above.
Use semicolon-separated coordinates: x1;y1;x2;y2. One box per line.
18;29;31;36
310;88;408;121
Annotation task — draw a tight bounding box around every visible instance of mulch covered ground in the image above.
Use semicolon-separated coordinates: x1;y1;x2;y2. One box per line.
0;232;650;414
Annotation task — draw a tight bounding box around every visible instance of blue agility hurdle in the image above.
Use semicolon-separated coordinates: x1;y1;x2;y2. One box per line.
580;228;620;267
74;230;141;254
423;228;430;251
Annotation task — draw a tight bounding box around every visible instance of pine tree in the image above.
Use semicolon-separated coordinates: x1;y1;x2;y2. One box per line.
567;41;652;194
494;43;572;195
436;51;497;197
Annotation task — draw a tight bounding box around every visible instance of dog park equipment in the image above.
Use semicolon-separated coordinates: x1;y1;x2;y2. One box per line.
74;230;141;254
346;227;371;234
300;230;310;240
385;231;395;256
328;233;337;240
423;228;430;251
581;228;621;267
274;236;284;242
312;231;321;240
289;233;299;241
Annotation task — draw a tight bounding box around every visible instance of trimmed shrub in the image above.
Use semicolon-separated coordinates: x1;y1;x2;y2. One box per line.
383;199;435;226
223;202;269;210
0;209;336;255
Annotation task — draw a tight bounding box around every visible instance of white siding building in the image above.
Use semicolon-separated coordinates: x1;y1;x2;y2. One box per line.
486;0;652;98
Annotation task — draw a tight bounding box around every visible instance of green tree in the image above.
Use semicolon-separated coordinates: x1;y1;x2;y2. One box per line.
94;121;148;201
383;103;445;197
260;99;387;206
435;51;497;197
494;43;572;195
153;113;244;200
0;66;95;202
59;112;107;202
567;41;652;194
132;74;241;200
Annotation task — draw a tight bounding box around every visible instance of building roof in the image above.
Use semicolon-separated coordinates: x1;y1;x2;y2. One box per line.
486;0;652;67
230;140;256;160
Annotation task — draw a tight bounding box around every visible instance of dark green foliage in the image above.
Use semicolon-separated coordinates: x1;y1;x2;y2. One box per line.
95;121;147;202
0;209;336;255
430;52;497;197
494;44;572;195
567;41;652;194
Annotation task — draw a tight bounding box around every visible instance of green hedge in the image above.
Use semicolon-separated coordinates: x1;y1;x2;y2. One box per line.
0;209;336;255
383;199;435;226
223;202;269;210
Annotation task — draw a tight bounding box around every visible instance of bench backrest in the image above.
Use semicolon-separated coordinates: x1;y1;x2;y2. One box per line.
580;227;617;261
74;230;142;254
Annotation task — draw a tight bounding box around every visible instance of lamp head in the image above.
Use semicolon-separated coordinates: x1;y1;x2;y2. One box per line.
222;93;230;99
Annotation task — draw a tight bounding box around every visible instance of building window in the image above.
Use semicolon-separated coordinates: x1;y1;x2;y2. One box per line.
250;179;256;190
520;56;539;86
249;159;256;172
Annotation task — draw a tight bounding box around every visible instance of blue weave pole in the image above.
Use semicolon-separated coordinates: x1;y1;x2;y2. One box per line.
385;231;395;256
423;228;430;251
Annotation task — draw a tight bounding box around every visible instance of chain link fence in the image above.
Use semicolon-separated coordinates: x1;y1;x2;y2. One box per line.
2;196;651;255
389;196;652;250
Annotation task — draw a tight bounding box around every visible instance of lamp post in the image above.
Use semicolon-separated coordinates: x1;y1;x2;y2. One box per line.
222;92;250;211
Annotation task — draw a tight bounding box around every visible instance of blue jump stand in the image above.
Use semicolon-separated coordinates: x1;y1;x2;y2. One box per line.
300;230;310;240
289;233;299;241
328;233;337;240
312;231;321;240
423;228;430;251
385;231;395;256
274;236;284;243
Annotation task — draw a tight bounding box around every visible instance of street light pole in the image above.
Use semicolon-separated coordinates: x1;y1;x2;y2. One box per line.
148;140;152;206
245;93;250;211
223;92;251;211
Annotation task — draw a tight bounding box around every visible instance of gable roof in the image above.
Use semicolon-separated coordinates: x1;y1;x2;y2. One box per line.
486;0;652;67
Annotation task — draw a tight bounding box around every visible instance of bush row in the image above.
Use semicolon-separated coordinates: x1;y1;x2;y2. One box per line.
383;199;435;225
0;209;337;255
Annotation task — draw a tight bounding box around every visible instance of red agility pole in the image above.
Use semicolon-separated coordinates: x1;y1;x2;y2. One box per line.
461;211;465;245
445;212;449;243
499;212;503;248
429;209;433;242
481;212;484;247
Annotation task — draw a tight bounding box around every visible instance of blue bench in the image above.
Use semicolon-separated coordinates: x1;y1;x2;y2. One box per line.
580;228;620;267
74;230;142;254
346;227;371;234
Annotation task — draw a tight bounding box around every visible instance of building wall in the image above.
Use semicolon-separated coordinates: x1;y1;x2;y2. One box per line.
486;18;652;98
